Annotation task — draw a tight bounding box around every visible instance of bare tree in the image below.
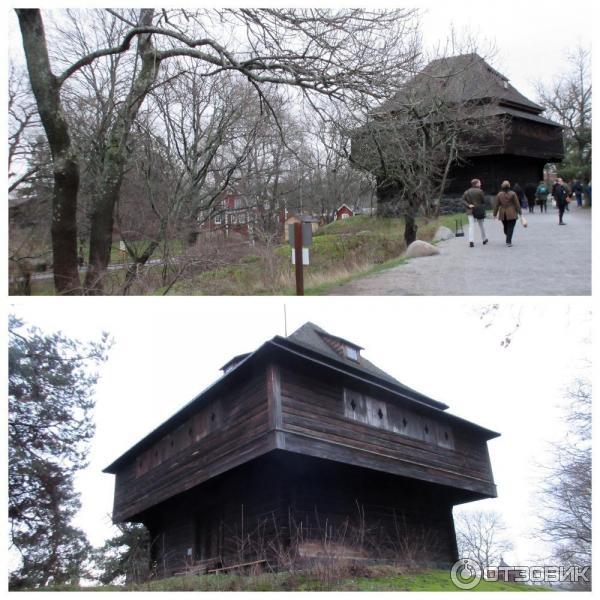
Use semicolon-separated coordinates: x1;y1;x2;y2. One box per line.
16;10;83;293
15;8;420;294
536;46;591;179
303;122;375;221
455;509;513;569
349;52;503;246
534;379;591;578
117;70;263;293
8;66;41;193
235;92;306;234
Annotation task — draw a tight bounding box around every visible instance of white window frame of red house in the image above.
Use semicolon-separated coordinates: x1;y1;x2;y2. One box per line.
341;212;350;219
214;214;222;225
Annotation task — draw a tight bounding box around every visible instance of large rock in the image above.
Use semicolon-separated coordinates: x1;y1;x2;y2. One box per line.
432;226;454;242
404;240;440;258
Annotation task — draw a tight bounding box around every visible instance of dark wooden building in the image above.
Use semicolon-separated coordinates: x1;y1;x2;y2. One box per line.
358;53;564;197
104;323;499;575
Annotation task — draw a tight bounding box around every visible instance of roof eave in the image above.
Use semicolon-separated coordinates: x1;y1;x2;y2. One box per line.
104;333;499;474
102;343;267;474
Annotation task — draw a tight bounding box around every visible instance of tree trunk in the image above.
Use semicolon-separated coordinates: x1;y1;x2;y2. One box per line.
16;9;81;294
404;211;417;246
122;240;160;295
84;9;159;294
436;135;457;218
84;175;121;294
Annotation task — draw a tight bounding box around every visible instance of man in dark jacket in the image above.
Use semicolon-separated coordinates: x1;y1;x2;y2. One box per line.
513;183;526;209
524;182;537;213
572;179;584;206
552;177;571;225
462;178;488;248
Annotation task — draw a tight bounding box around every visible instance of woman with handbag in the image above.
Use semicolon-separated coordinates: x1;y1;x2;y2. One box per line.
493;180;522;247
462;178;488;248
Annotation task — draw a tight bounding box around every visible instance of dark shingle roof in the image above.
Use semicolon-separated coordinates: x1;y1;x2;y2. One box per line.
376;53;544;115
467;104;561;127
287;322;398;385
285;322;445;409
220;353;251;372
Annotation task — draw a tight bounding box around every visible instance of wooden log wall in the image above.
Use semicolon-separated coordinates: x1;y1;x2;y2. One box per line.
112;372;273;521
145;452;462;575
111;354;496;575
446;154;548;194
144;454;289;575
278;365;496;497
504;119;563;159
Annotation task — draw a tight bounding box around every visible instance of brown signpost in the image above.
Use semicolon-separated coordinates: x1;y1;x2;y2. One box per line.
293;221;304;296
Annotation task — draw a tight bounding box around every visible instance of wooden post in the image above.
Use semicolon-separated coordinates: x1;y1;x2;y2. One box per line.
294;221;304;296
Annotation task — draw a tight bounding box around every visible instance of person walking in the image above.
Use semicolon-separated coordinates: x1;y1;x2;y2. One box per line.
493;180;522;247
552;177;572;225
572;179;584;207
524;182;537;213
586;180;591;207
535;180;549;213
462;178;488;248
513;182;526;209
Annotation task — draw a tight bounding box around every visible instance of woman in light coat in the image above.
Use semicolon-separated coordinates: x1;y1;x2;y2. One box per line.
493;180;522;247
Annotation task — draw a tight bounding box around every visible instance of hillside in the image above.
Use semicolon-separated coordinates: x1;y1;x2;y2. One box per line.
166;213;467;296
43;567;551;592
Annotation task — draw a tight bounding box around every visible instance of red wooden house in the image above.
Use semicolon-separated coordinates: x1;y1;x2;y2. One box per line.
334;204;355;220
197;192;286;238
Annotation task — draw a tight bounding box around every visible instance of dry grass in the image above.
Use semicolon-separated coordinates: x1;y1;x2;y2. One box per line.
18;214;467;295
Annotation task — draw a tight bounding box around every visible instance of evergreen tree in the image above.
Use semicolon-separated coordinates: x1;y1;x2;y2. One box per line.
95;523;151;585
8;315;111;588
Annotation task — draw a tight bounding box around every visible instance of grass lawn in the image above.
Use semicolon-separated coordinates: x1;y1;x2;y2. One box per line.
37;568;552;592
23;215;468;296
168;213;467;296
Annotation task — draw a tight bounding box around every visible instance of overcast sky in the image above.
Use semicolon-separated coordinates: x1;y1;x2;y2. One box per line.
8;297;591;567
418;0;594;100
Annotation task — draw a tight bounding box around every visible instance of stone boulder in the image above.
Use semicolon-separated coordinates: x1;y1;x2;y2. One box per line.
432;226;454;242
404;240;440;259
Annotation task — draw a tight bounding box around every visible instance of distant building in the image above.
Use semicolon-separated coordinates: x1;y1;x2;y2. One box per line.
196;192;285;239
334;204;355;220
104;322;499;577
284;214;321;241
354;53;564;199
496;558;520;583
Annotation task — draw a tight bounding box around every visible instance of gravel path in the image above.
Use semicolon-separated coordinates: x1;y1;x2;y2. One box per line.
328;206;591;296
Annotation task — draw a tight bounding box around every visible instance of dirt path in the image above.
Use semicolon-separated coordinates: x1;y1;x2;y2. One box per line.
328;206;591;296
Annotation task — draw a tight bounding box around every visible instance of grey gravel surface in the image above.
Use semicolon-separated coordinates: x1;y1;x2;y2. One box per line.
328;206;591;296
